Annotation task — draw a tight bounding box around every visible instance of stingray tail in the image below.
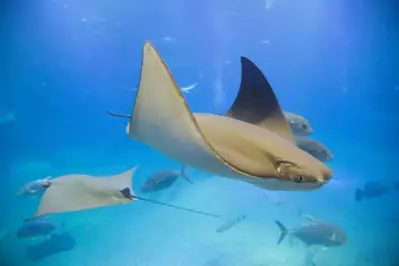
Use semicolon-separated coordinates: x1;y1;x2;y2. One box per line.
106;110;131;119
275;220;288;245
180;165;192;184
133;195;219;218
355;189;364;202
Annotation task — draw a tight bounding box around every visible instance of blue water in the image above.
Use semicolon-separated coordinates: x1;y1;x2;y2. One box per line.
1;0;399;265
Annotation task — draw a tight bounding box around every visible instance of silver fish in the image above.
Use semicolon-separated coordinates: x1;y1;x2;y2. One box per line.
295;137;333;162
216;215;247;233
283;111;313;136
16;177;52;197
141;166;192;193
275;217;347;247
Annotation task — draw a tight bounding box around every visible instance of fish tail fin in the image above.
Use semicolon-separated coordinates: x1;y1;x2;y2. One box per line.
275;220;288;245
180;165;193;184
355;189;363;202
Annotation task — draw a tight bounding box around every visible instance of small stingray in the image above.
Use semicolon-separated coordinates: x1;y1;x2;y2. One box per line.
25;232;75;261
26;165;219;220
28;166;139;219
141;166;192;193
107;41;333;191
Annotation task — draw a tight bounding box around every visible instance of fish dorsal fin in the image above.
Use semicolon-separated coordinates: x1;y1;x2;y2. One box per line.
226;57;295;143
302;214;318;224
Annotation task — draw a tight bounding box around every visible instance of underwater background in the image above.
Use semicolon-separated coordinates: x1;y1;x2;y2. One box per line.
1;0;399;265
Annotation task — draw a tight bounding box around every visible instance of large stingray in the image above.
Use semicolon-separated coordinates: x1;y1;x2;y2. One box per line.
27;166;218;220
108;41;333;191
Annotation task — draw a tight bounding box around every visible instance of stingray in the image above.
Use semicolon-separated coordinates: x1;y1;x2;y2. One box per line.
107;41;333;191
26;165;219;220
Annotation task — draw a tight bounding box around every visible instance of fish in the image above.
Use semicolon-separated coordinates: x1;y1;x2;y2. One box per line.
180;82;198;93
0;108;15;124
17;219;62;239
16;177;52;197
107;41;332;191
215;215;247;233
26;165;219;220
25;232;75;261
275;216;347;247
141;166;192;193
294;137;333;162
355;181;390;202
283;111;313;136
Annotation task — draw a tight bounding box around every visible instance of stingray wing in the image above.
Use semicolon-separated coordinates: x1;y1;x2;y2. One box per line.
126;42;244;178
226;57;295;143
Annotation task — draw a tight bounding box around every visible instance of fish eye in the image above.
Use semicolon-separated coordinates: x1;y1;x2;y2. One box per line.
302;124;308;129
294;175;304;183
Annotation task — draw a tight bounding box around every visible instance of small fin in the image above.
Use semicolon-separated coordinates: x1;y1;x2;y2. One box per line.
226;57;294;143
106;110;131;119
120;187;134;200
108;165;140;198
302;214;318;224
180;165;193;184
275;220;288;244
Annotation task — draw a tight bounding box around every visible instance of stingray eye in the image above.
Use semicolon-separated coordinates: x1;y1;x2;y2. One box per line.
294;175;304;183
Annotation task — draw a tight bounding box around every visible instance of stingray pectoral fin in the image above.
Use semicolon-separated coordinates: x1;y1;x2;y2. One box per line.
105;165;140;200
226;57;295;143
127;41;239;176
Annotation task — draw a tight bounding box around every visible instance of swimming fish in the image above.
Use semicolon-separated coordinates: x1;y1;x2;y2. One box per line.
283;111;313;136
25;232;75;261
107;41;332;191
141;166;192;193
180;82;198;93
17;219;62;239
294;137;333;162
355;181;390;202
16;177;52;197
215;215;247;233
275;216;347;247
0;108;15;124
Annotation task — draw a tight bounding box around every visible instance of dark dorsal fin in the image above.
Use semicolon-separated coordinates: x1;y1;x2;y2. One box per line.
226;57;294;143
